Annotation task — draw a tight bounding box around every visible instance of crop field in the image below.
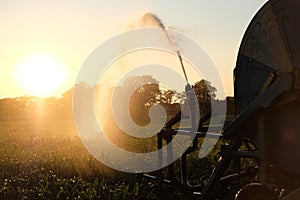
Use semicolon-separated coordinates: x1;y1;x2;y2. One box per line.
0;92;248;200
0;119;249;200
0;119;206;199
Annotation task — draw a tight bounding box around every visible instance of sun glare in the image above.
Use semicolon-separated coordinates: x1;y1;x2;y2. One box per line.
15;54;66;97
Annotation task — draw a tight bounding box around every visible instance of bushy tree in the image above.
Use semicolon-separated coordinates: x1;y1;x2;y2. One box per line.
193;79;216;115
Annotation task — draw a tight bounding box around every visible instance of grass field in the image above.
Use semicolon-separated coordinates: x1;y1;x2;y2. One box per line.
0;118;250;199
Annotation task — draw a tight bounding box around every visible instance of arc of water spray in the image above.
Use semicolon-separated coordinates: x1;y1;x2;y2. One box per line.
163;27;189;84
146;13;189;84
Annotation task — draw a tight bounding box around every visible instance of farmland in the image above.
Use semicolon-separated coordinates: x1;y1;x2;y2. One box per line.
0;117;252;199
0;119;199;200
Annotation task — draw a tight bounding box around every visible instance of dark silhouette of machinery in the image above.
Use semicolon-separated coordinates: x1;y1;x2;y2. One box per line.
145;0;300;199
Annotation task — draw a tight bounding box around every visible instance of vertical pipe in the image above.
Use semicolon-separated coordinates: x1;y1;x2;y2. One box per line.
157;131;163;197
165;131;175;179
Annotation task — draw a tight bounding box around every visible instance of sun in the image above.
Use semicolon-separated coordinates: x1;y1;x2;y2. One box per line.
15;54;66;97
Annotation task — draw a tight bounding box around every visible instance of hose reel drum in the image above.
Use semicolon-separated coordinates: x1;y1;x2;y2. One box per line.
234;0;300;175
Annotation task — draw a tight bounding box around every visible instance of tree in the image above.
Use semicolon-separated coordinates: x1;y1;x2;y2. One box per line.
122;76;161;124
193;79;216;115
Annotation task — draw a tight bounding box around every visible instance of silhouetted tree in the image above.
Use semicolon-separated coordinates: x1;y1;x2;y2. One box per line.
193;80;216;115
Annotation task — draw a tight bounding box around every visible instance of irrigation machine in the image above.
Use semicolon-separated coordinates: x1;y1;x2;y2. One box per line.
144;0;300;199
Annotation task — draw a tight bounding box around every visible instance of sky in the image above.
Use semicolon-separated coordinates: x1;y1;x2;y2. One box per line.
0;0;268;98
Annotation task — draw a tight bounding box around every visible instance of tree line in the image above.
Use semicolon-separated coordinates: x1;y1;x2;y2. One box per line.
0;75;232;122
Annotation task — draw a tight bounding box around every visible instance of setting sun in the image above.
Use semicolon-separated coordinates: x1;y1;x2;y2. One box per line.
15;54;66;97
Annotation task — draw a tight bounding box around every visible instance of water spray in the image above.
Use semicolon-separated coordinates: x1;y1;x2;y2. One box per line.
142;13;190;85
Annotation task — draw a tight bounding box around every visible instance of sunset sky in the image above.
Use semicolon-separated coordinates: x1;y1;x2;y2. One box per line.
0;0;267;98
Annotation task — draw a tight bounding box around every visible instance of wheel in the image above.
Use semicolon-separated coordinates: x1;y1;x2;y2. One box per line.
235;183;277;200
